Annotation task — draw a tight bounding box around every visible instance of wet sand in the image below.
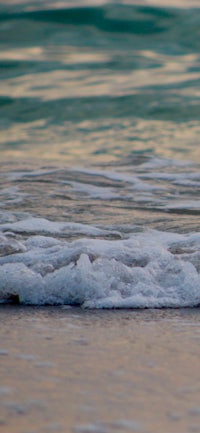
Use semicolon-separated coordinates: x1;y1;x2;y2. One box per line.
1;307;200;433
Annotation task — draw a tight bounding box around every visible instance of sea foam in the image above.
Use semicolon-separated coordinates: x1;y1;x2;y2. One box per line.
0;217;200;308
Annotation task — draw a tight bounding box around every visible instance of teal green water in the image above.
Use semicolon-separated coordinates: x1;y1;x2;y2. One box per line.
0;0;200;165
0;1;199;231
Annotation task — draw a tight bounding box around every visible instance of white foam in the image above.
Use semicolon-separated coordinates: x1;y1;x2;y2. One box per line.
2;160;200;216
165;201;200;211
141;172;200;188
0;218;200;308
70;181;122;200
0;186;27;207
0;217;118;238
76;167;165;192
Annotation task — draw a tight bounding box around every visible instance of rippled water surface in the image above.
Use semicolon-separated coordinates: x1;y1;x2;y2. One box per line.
1;0;200;165
0;0;200;307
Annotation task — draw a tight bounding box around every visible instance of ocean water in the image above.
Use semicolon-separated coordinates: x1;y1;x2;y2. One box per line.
1;2;200;433
0;0;200;307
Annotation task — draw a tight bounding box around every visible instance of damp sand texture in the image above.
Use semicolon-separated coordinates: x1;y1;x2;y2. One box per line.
1;307;200;433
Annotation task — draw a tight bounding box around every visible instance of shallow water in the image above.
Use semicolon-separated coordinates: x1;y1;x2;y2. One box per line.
0;0;200;307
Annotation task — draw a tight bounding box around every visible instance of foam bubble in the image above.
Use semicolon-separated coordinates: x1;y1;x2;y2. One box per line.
0;218;200;308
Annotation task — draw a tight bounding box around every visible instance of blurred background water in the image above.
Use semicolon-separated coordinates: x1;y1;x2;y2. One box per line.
0;0;200;163
0;0;200;234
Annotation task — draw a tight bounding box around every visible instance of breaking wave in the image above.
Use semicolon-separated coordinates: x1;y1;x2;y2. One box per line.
0;217;200;308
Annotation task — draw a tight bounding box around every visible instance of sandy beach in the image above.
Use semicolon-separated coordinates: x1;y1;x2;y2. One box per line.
1;307;200;433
